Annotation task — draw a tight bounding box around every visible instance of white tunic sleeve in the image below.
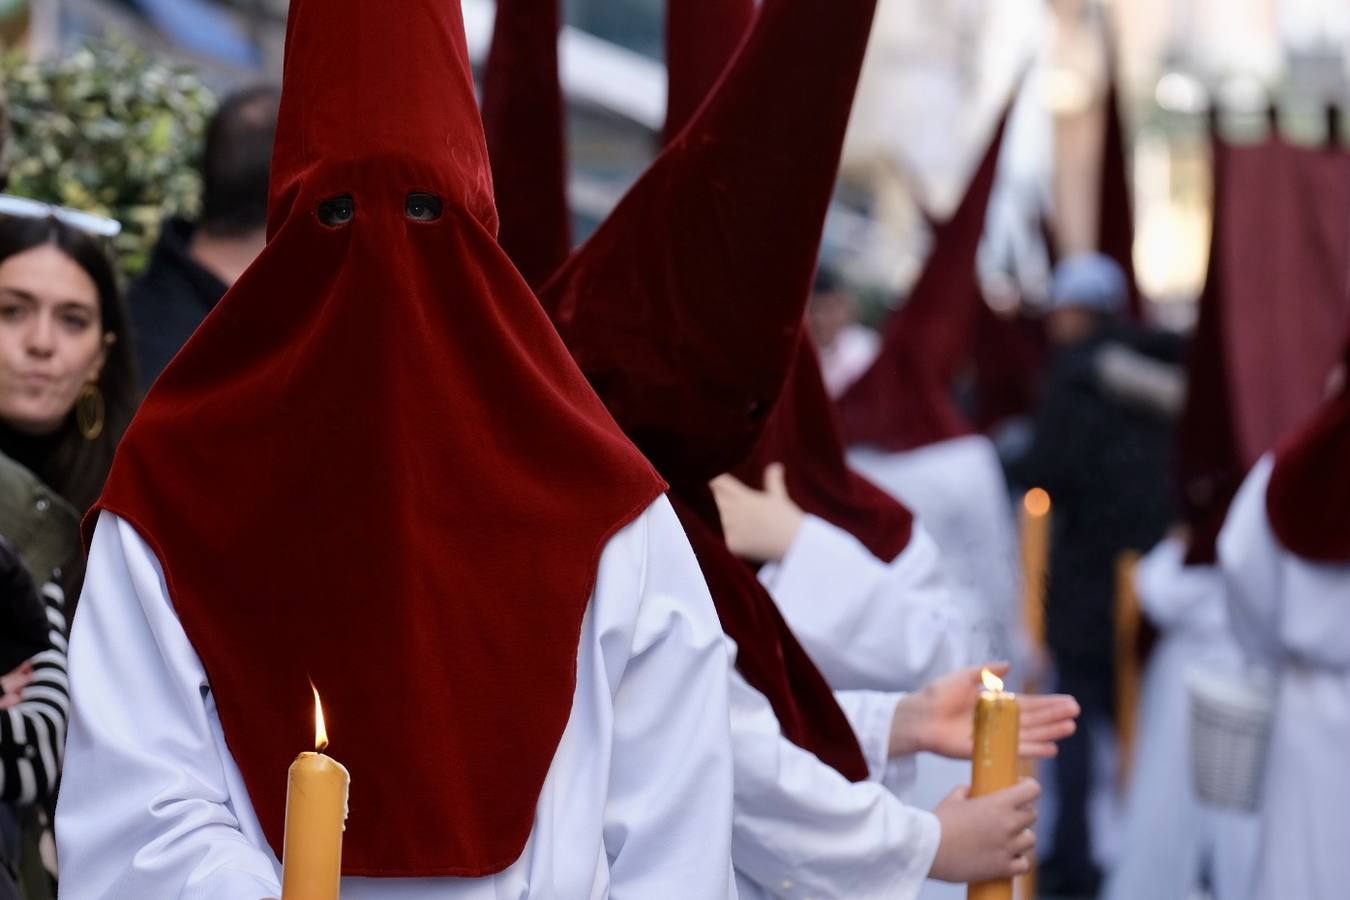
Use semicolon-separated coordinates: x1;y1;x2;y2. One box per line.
728;657;940;900
1220;456;1350;670
760;517;970;692
604;498;740;899
57;514;283;900
1135;537;1229;636
833;689;919;799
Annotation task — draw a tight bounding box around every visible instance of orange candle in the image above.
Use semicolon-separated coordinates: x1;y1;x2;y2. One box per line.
1020;488;1052;659
281;686;350;900
969;668;1020;900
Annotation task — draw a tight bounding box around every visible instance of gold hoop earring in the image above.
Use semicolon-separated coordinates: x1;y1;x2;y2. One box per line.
77;383;106;441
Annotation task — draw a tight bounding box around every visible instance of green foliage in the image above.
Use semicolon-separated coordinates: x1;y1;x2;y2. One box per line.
2;39;216;275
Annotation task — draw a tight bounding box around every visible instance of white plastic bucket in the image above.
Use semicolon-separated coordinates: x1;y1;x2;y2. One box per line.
1187;667;1275;812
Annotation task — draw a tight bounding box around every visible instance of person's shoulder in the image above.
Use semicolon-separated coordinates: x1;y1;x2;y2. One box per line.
0;453;80;585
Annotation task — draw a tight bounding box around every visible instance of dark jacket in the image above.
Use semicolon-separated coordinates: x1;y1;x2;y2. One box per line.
1020;323;1185;674
127;218;228;384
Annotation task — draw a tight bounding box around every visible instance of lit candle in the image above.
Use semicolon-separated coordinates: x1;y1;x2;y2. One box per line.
970;668;1020;900
1017;489;1051;900
1020;488;1052;662
281;685;350;900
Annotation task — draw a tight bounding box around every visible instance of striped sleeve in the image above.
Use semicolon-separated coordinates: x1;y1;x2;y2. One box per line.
0;581;69;804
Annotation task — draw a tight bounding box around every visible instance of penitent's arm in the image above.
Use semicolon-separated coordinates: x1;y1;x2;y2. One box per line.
56;513;282;900
761;517;970;692
603;497;739;899
728;658;940;899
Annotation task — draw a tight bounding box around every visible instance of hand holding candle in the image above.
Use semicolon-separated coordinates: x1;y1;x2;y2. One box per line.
281;685;350;900
970;668;1020;900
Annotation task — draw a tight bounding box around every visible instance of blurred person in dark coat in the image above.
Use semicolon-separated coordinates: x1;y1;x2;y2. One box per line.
128;86;279;383
1017;252;1186;896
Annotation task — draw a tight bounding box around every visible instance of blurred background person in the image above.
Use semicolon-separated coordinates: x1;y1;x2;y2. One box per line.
128;85;280;384
1016;250;1186;896
808;267;881;398
0;205;133;900
0;537;71;900
0;213;139;518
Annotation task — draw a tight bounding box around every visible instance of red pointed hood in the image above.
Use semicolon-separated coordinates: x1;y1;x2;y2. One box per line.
663;0;756;143
837;113;1011;452
1267;333;1350;564
1097;25;1143;319
92;0;662;876
481;0;573;288
1176;123;1243;566
539;0;879;780
666;0;913;562
541;0;879;488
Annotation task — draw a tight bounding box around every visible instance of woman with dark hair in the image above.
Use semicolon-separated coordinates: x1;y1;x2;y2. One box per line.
0;213;139;515
0;208;138;900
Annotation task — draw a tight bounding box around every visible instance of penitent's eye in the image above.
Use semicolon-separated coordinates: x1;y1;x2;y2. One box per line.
405;192;444;223
317;194;356;228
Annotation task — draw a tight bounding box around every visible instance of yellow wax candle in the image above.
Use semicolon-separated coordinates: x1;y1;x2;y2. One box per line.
281;686;350;900
1020;488;1052;662
969;668;1020;900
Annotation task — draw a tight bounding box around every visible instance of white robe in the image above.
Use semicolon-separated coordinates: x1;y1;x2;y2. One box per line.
848;435;1023;668
759;516;973;693
1218;456;1350;900
57;500;740;900
1102;538;1259;900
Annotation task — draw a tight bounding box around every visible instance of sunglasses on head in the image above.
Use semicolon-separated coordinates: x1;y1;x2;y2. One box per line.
0;195;123;239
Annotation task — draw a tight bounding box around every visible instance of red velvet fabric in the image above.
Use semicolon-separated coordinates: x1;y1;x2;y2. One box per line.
837;114;1010;452
482;0;573;288
673;491;870;780
88;0;664;877
663;0;756;143
1176;128;1243;566
541;0;878;487
1267;336;1350;563
737;340;915;563
1222;136;1350;468
668;0;913;563
540;0;879;779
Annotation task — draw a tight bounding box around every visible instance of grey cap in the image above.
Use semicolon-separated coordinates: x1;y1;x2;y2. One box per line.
1049;252;1129;315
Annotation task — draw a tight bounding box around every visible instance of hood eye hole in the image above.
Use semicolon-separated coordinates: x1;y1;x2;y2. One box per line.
406;192;444;223
318;195;356;228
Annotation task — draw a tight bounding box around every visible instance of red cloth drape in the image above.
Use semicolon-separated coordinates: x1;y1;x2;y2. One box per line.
91;0;663;875
1222;135;1350;468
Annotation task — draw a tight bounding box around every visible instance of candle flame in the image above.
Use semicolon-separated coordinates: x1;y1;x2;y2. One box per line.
1024;488;1052;518
981;667;1005;692
312;683;329;753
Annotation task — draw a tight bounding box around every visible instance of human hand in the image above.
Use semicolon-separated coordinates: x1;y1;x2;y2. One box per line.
0;661;35;710
888;663;1079;759
930;779;1040;883
710;464;806;564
